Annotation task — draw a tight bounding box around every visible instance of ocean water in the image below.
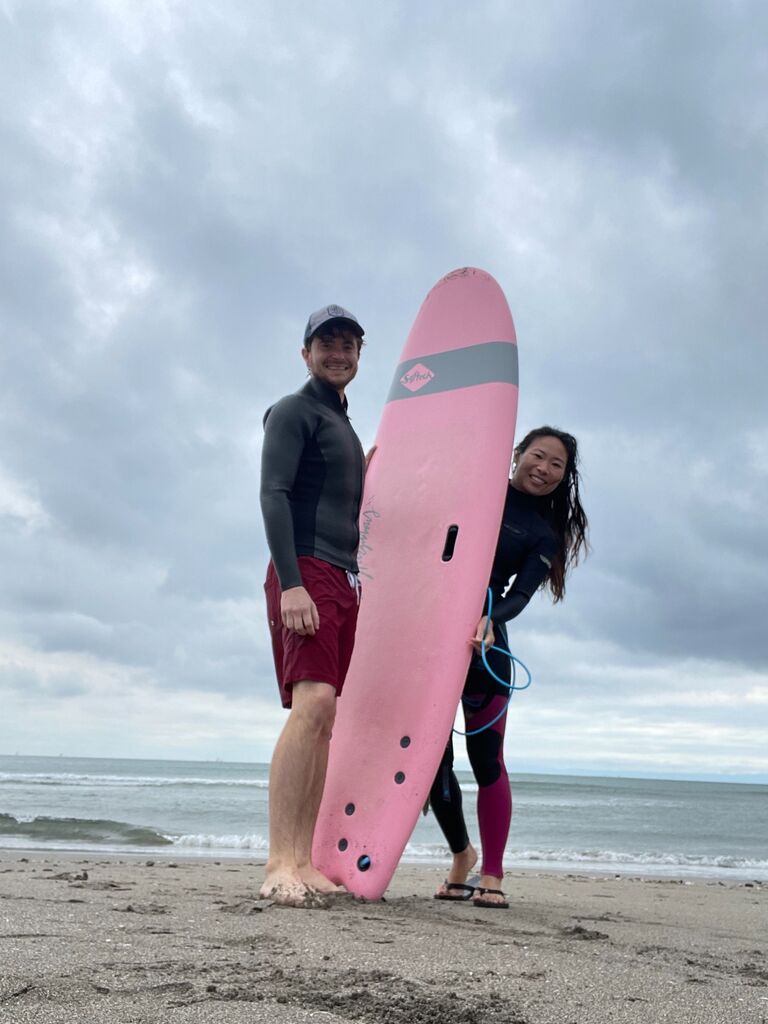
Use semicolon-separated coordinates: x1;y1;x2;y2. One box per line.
1;755;766;881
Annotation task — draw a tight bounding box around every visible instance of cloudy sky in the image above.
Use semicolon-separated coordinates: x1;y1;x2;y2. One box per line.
1;0;766;781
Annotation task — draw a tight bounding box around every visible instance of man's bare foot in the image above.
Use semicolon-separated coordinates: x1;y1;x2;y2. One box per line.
434;843;478;898
271;887;330;908
260;868;312;906
298;865;344;894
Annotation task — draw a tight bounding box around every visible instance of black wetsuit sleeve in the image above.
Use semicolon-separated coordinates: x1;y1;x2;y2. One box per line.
260;397;309;591
490;535;558;624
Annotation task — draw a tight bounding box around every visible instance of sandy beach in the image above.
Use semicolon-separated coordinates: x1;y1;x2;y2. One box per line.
1;852;765;1024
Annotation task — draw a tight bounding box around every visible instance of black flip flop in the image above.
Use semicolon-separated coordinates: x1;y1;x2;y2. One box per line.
434;881;476;901
472;887;509;909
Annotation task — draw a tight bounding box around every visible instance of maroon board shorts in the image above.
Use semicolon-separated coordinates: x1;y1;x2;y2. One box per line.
265;556;361;709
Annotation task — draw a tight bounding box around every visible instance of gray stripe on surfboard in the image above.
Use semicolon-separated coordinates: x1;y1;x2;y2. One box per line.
386;340;518;403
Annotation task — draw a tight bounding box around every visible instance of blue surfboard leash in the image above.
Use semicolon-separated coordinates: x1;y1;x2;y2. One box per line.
452;589;532;737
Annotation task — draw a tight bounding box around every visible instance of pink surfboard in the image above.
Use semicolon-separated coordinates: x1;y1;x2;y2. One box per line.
312;268;519;899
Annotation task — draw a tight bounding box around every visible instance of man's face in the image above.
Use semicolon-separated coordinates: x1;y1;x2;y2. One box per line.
302;326;361;393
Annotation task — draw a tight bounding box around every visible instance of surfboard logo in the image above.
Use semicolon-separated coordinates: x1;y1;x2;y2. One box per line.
400;363;435;392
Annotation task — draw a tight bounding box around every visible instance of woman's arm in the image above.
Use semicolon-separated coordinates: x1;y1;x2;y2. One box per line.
489;534;558;624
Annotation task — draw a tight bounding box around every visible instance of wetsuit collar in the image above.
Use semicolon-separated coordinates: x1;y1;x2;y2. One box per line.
508;481;548;509
300;375;349;413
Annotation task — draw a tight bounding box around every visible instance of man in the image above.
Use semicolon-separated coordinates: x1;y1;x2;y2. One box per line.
259;304;366;906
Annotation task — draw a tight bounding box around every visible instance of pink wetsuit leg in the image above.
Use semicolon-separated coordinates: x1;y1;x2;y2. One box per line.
463;695;512;879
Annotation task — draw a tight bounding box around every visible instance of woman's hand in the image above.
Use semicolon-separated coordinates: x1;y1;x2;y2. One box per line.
364;445;377;473
470;615;495;652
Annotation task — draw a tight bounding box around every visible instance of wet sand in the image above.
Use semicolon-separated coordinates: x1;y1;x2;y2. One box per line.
0;851;765;1023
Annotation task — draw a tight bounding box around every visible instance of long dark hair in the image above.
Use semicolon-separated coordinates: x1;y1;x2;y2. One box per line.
514;426;590;603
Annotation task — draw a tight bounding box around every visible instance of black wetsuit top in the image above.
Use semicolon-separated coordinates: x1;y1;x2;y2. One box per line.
487;484;559;621
468;483;559;696
260;376;365;590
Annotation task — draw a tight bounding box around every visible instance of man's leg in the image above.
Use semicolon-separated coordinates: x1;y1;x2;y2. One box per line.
293;699;340;893
260;681;337;903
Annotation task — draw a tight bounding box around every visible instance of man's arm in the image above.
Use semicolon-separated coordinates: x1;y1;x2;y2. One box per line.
260;397;307;590
260;398;321;636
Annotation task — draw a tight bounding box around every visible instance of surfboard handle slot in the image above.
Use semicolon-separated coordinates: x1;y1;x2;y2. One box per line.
344;803;355;816
338;838;348;851
394;772;405;784
441;524;459;562
400;736;411;748
357;855;372;872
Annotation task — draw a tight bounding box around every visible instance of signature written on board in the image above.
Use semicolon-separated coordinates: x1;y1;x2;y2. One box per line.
358;498;380;581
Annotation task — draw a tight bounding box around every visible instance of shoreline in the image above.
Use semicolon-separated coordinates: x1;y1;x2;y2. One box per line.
1;842;766;885
2;850;765;1023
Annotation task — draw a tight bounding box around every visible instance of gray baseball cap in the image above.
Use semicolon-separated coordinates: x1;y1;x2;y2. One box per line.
303;304;365;343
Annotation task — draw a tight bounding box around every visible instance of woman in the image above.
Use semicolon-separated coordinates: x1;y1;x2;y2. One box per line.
430;426;589;908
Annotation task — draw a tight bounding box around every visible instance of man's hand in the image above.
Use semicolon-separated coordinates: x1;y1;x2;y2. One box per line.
470;615;495;652
281;586;320;636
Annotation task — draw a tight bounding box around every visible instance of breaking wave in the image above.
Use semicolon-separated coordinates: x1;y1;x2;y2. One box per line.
0;813;172;847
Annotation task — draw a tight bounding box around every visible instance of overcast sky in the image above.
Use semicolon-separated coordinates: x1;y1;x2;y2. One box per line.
1;0;766;780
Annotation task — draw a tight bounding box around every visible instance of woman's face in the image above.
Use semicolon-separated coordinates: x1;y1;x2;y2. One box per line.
511;435;568;496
